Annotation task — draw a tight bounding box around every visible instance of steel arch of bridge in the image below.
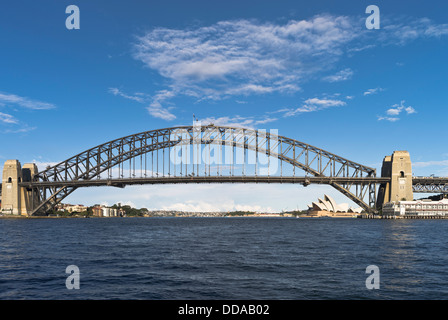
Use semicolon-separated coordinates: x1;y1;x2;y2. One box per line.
25;125;378;215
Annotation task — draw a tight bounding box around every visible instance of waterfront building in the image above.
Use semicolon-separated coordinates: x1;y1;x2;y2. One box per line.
55;203;87;213
92;206;102;217
66;204;88;213
103;207;110;217
382;199;448;217
92;205;119;217
110;208;118;217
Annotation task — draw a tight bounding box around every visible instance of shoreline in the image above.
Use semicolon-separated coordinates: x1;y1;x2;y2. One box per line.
3;214;448;219
0;214;358;219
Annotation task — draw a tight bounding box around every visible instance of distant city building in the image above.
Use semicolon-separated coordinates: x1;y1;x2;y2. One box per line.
382;199;448;217
92;206;103;217
102;207;118;217
91;205;119;217
56;203;87;213
307;194;363;217
55;203;120;217
67;204;88;213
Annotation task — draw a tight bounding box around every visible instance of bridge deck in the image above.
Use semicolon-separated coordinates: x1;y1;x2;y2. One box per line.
18;176;391;188
1;177;447;194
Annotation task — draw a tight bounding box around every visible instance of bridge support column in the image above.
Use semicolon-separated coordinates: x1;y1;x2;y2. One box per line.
377;151;413;209
21;163;40;215
1;160;40;216
1;160;23;215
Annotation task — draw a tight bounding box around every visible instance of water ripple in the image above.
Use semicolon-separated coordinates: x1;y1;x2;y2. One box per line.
1;217;448;299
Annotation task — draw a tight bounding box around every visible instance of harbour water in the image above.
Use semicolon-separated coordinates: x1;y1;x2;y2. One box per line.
1;217;448;300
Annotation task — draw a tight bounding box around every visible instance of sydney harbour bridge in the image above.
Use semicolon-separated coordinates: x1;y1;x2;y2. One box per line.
1;124;447;216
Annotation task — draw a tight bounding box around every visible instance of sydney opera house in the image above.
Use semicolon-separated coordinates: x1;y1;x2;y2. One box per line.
307;194;363;217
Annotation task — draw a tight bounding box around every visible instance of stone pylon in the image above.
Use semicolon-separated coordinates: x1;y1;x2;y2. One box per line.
1;160;40;216
377;151;413;209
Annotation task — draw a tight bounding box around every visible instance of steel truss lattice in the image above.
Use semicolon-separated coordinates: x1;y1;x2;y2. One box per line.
20;125;381;215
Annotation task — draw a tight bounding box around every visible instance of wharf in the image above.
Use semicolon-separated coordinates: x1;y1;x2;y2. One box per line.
361;214;448;219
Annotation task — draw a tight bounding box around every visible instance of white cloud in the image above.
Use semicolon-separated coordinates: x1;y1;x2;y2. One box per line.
364;87;384;96
132;15;358;119
133;16;357;86
386;107;401;116
30;160;59;172
147;89;177;121
412;159;448;177
304;98;346;107
0;92;55;131
108;87;146;103
381;17;448;45
378;100;416;122
280;97;346;117
3;126;36;134
377;116;400;122
198;115;277;128
159;199;274;213
0;92;56;110
103;200;138;208
413;160;448;168
225;84;276;95
108;87;176;121
322;68;354;82
405;106;416;114
0;112;18;124
387;100;416;116
348;44;376;53
147;105;176;121
126;14;448;121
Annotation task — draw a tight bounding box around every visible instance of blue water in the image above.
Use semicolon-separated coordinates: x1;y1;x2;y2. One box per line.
1;217;448;300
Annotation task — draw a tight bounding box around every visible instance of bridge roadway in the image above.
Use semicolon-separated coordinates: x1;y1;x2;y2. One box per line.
0;176;446;193
17;176;391;189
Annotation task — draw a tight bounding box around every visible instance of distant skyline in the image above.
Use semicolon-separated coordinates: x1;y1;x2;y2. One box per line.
1;0;448;211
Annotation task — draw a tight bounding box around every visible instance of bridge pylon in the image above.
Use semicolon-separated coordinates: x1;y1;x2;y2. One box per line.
376;151;413;210
1;160;41;216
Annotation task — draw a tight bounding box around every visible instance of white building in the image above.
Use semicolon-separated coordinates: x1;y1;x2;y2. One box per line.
102;206;118;217
92;205;119;217
63;204;88;213
307;194;363;214
382;199;448;216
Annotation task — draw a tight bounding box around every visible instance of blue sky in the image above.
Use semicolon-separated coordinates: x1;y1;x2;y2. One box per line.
1;0;448;211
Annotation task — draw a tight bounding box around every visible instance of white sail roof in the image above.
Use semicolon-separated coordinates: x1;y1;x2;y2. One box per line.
308;194;362;213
